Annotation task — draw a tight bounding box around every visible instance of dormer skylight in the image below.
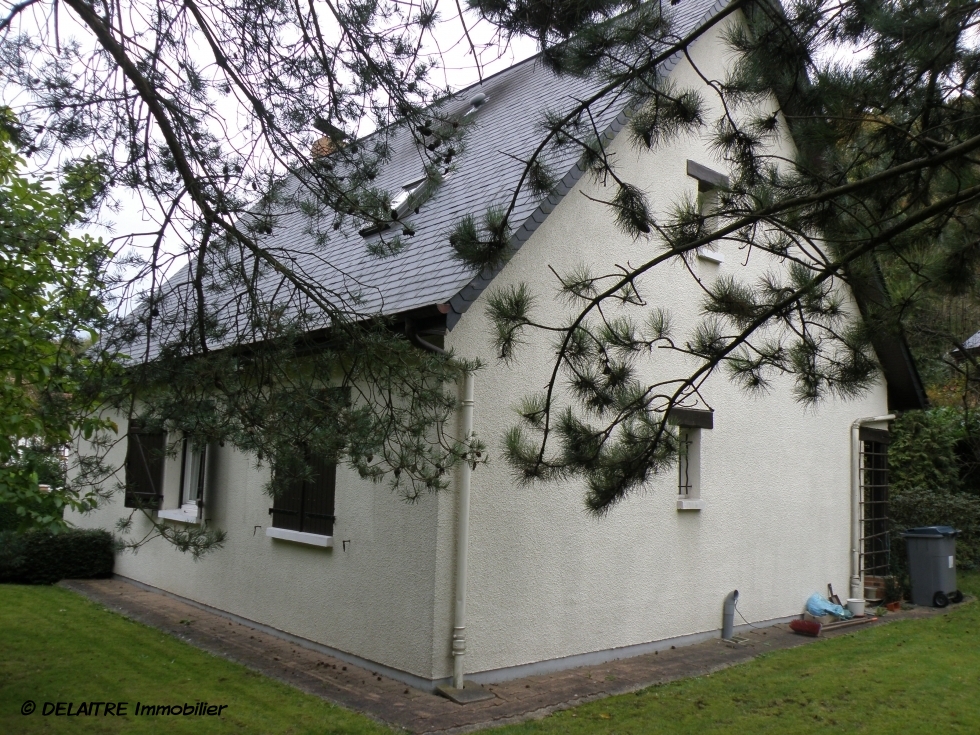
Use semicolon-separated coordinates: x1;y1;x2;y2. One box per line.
390;177;427;220
359;174;435;237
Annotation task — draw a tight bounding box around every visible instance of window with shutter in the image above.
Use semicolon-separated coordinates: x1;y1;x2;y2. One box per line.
124;424;165;509
157;436;213;524
301;453;336;536
270;453;336;539
179;439;207;516
270;469;304;532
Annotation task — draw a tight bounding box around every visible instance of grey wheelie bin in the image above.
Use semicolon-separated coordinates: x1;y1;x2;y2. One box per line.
900;526;964;608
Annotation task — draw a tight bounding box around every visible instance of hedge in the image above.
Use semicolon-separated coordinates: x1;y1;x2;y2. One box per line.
0;528;115;585
889;407;980;496
0;503;19;533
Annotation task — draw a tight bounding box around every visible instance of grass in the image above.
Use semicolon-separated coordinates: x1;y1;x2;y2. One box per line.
2;575;979;734
0;584;390;734
493;571;980;735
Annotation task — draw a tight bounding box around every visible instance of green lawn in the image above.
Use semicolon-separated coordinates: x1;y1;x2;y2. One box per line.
2;575;979;734
0;584;390;734
494;572;980;735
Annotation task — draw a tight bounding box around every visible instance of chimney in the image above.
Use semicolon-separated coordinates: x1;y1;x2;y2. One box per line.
312;117;348;158
311;135;337;159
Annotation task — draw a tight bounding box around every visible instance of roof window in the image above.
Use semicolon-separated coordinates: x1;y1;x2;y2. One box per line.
359;175;432;237
390;177;427;220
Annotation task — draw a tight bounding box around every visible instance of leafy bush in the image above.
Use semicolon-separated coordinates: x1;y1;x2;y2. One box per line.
890;488;980;574
889;407;980;496
0;503;18;532
0;528;115;585
0;440;69;533
0;493;65;534
890;409;963;494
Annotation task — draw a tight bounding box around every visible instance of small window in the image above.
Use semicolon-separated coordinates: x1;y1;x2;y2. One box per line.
269;453;336;539
668;408;712;511
179;439;207;517
124;423;165;510
359;177;429;237
698;187;721;230
687;160;728;265
677;427;701;500
157;436;210;523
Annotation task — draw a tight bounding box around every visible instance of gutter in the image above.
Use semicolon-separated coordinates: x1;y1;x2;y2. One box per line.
404;318;476;693
850;414;895;600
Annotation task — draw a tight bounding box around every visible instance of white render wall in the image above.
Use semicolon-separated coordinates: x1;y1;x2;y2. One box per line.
436;14;890;679
70;13;891;686
68;414;445;683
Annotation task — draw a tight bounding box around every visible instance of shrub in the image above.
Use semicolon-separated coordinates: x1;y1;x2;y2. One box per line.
0;494;65;534
0;528;115;585
0;503;19;532
889;407;980;496
889;409;963;494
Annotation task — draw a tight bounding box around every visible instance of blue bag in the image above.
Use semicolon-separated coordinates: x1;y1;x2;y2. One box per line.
806;593;853;620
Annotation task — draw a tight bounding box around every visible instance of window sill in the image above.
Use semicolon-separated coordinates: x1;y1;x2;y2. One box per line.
676;499;704;511
156;509;202;524
697;250;724;265
265;527;333;548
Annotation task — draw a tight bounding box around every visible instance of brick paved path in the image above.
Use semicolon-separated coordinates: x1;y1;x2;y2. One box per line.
61;577;943;734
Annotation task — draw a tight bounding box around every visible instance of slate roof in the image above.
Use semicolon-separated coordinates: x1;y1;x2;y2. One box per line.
962;329;980;352
142;0;730;354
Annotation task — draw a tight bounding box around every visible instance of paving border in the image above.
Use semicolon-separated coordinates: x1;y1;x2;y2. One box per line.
60;577;952;734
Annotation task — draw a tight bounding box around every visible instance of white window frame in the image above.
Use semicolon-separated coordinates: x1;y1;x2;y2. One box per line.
157;437;208;524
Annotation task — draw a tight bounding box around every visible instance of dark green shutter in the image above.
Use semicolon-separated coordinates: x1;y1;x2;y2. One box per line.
124;425;165;509
271;473;304;532
302;455;336;536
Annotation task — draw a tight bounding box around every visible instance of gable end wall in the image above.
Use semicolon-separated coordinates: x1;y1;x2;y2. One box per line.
438;12;890;680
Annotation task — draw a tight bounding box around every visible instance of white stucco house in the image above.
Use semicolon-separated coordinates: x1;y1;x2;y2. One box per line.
69;0;925;694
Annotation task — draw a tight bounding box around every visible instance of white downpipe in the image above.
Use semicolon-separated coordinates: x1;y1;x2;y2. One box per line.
452;371;475;690
850;414;895;600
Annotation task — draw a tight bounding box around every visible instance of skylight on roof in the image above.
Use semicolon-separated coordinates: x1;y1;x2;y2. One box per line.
390;177;427;219
358;174;437;238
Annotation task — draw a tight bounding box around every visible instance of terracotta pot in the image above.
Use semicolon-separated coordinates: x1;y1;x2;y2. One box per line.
886;601;901;612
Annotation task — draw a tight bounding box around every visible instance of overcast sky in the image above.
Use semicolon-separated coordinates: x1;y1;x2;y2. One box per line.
0;1;540;307
99;6;537;295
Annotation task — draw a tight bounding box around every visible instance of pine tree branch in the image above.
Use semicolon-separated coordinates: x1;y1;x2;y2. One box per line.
530;178;980;475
